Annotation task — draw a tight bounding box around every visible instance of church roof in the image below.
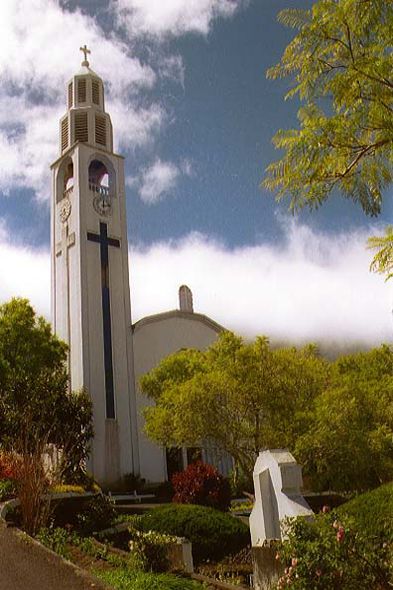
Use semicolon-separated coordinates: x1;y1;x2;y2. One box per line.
74;64;101;79
132;309;225;334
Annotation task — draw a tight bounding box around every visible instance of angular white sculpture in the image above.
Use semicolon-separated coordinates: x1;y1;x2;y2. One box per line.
250;449;313;546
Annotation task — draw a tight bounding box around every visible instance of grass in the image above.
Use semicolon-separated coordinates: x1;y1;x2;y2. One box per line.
93;568;204;590
337;481;393;536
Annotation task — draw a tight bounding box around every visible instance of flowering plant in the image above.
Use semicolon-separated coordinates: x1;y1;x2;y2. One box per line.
275;509;392;590
128;527;178;572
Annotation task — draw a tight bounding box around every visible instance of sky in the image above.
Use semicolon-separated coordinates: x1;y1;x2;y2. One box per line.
0;0;392;351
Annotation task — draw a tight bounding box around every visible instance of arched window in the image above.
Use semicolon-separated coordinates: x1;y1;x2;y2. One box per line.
88;157;115;196
56;157;74;203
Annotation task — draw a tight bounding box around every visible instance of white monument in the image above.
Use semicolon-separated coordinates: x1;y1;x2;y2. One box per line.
250;449;313;546
51;46;139;485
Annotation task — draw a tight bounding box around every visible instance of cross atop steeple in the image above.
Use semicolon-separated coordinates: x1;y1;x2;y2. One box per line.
80;44;91;66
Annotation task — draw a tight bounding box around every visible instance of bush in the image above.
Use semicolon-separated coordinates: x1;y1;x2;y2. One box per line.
135;504;250;564
229;466;254;497
128;527;177;572
337;481;393;538
172;461;231;511
275;509;393;590
36;525;72;559
76;493;117;534
0;453;17;480
0;478;15;501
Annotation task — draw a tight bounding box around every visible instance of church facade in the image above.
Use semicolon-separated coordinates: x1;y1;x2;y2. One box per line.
50;49;229;486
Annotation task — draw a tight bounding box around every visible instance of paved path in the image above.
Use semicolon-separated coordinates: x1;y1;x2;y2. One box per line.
0;523;113;590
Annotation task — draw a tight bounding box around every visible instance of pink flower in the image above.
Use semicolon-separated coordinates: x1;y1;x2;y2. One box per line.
291;557;298;567
333;520;339;529
316;569;322;577
322;505;329;513
333;569;342;580
336;527;344;543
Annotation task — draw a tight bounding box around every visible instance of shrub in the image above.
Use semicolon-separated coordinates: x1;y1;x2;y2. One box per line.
10;443;51;535
128;527;177;572
0;453;16;480
76;493;117;534
36;524;71;559
172;461;231;511
337;481;393;538
122;472;146;493
135;504;250;564
275;509;393;590
229;466;254;497
0;478;15;501
50;484;85;494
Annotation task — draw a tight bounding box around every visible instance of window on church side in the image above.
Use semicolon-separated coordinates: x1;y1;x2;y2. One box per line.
68;83;73;109
61;118;69;152
77;78;87;103
64;162;74;192
75;112;88;143
95;115;107;147
88;159;111;194
56;158;73;203
92;80;100;105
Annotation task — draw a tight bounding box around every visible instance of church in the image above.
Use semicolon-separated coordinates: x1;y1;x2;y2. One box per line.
50;47;232;486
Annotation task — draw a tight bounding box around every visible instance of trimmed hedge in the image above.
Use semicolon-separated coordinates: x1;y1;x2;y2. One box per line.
135;504;250;564
337;481;393;537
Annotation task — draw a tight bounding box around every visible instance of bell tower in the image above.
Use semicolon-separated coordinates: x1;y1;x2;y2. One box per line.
50;47;140;484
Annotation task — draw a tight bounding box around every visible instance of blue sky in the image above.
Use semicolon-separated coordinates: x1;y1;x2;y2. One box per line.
0;0;392;348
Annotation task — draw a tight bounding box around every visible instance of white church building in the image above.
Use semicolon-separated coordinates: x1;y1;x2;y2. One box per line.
51;48;232;486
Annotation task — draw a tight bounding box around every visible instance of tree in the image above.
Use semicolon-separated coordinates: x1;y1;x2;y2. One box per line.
0;298;93;481
263;0;393;274
140;331;329;478
296;345;393;492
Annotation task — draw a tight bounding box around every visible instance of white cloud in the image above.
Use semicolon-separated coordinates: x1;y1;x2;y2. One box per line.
112;0;247;39
0;0;162;200
0;224;50;318
130;222;393;349
129;157;192;204
1;219;391;349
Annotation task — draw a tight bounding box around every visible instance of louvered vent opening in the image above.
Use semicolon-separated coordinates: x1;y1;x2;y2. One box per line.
95;115;107;146
75;112;88;143
77;79;87;103
61;118;69;151
92;80;100;105
68;83;73;108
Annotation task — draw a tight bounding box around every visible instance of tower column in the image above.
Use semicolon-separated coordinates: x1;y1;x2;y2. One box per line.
51;49;139;485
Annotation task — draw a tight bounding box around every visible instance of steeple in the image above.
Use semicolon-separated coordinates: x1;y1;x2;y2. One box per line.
51;49;140;485
59;46;113;155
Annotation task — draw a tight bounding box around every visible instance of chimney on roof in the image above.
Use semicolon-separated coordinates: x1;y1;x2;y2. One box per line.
179;285;193;313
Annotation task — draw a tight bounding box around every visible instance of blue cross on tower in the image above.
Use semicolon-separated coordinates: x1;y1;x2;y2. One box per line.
87;222;120;419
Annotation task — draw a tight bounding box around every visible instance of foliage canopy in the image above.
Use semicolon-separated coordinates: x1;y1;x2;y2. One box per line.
264;0;393;216
264;0;393;277
141;331;393;493
0;298;93;479
141;331;329;476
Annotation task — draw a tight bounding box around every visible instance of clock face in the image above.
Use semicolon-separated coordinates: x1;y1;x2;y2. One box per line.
93;194;112;217
59;198;71;223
